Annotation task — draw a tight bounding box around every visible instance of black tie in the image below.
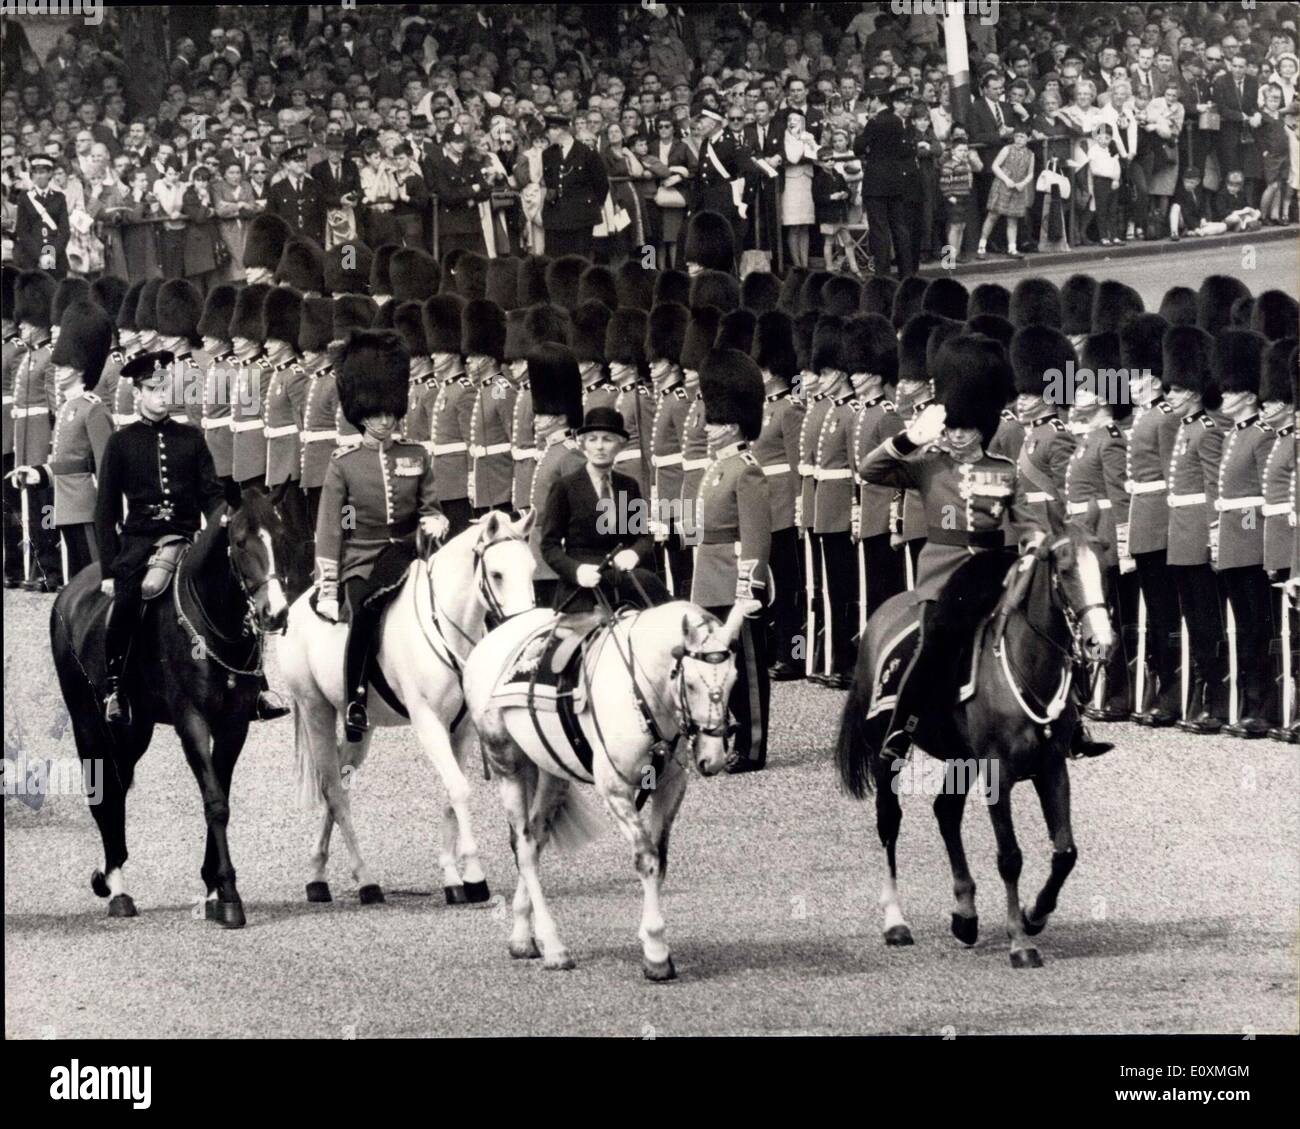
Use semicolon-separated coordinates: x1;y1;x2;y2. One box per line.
598;473;611;502
994;101;1004;128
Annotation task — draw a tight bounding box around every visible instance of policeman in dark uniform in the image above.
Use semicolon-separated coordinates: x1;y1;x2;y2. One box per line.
95;352;287;726
541;112;609;259
267;144;326;245
855;84;918;279
14;156;69;275
689;105;748;252
428;123;491;255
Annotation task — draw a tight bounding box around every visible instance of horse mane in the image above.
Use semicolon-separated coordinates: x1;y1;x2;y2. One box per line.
186;502;233;577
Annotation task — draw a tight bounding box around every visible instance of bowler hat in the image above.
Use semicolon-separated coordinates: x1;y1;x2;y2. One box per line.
575;405;629;439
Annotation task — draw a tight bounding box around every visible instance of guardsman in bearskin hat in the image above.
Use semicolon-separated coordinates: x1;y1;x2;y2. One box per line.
87;277;129;417
693;347;770;772
860;335;1032;761
1163;325;1229;733
846;314;905;626
370;243;401;309
1060;273;1097;357
524;342;586;608
1197;274;1251;338
1259;338;1297;742
10;270;61;589
313;295;376;493
314;331;449;741
2;265;23;586
1210;329;1276;738
463;298;514;516
155;280;205;427
109;280;148;429
752;309;806;680
573;300;615;412
296;296;339;531
243;212;293;287
606;307;652;496
229;284;273;490
420;293;472;535
12;299;113;581
261;287;311;581
512;304;570;513
394;299;434;445
325;238;374;297
1007;325;1077;532
1064;332;1132;722
793;309;829;673
891;313;946;588
808;315;859;689
276;237;327;296
196;285;240;501
647;302;692;595
684;209;738;276
539;404;668;614
676;305;721;598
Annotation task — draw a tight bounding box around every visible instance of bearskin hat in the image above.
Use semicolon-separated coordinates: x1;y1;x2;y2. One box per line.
243;212;292;272
752;310;799;383
798;270;833;314
741;270;780;314
615;261;655;311
524;303;571;348
715;308;756;355
14;270;57;328
860;274;899;318
1119;313;1169;380
421;294;463;354
700;348;763;440
155;279;203;345
1080;332;1130;418
263;286;302;349
324;239;374;295
546;255;587;311
967;314;1014;353
1261;337;1297;405
605;307;649;371
793;309;820;372
1060;273;1097;335
461;298;506;359
455;251;489;301
934;336;1009;445
822;275;862;319
114;279;146;333
1197;274;1251;335
654;268;690;308
504;308;530;363
485;256;520;311
647;302;689;366
438;247;465;295
338;330;410;429
898;312;948;385
1230;295;1255;328
374;302;398;331
0;264;17;323
275;237;326;293
891;275;928;330
390;247;440;304
570;300;611;363
50;299;113;389
334;294;377;343
968;282;1011;321
684;209;737;273
690;269;740;313
1250;289;1298;341
52;277;92;325
778;267;809;315
229;283;270;342
1009;277;1061;330
1092;280;1144;335
299;297;335;355
926;319;965;394
681;306;722;372
842;314;898;382
134;278;163;334
923;276;969;321
578;265;619;310
1213;329;1267;395
517;255;552;308
1158;285;1198;327
528;342;583;427
1162;325;1215;397
1011;325;1076;397
393;301;428;358
369;243;401;297
91;275;130;323
813;314;847;373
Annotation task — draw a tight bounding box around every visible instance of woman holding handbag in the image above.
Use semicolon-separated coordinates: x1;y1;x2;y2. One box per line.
1144;81;1186;236
649;114;695;268
512;118;548;254
596;123;642;263
211;160;259;283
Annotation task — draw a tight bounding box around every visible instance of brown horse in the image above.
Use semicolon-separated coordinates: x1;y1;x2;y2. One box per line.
834;520;1114;967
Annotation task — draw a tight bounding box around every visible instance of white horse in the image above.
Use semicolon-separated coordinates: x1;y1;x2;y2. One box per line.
463;598;758;980
279;511;537;905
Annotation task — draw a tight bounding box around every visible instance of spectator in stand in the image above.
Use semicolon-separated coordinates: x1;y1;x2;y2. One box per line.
979;124;1035;258
211;159;260;282
153;156;188;279
909;104;941;264
1212;53;1264;205
181;166;221;293
813;143;859;276
1142;80;1186;237
1258;82;1291;223
779;109;817;269
1212;167;1263;229
939;136;977;263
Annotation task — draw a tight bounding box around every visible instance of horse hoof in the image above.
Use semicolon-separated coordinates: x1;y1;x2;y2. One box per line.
358;884;385;905
107;894;137;918
444;884;468;906
951;913;979;946
509;938;542;960
463;879;491;903
1020;909;1046;937
91;870;110;898
642;955;677;982
1010;947;1043;969
305;881;332;903
205;898;246;928
543;953;576;972
883;924;914;947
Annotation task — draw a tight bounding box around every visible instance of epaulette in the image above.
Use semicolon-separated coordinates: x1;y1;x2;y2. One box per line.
332;444;359;459
765;389;790;402
1199;413;1215;428
257;357;273;369
882;400;897;413
848;399;862;411
1157;400;1174;413
1105;423;1122;439
457;376;473;386
984;451;1015;466
109;350;124;362
637;385;653;396
1000;408;1015;421
83;391;102;404
1253;421;1274;433
673;387;688;400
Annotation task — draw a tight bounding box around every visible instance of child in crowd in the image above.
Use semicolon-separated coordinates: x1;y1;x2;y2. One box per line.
1258;83;1291;224
1086;121;1122;244
1212;169;1263;231
979;125;1035;257
911;104;942;261
939;137;979;263
1168;165;1227;238
813;144;861;274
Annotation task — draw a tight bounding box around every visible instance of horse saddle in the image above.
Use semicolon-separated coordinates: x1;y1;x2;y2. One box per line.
864;602;983;723
493;614;611;715
141;535;191;600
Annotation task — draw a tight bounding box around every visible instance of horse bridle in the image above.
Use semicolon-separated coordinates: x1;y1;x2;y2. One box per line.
227;536;285;636
668;634;735;742
1037;534;1107;661
419;534;530;672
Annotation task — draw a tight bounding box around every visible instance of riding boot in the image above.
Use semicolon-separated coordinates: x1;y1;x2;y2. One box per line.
103;590;143;727
254;675;290;722
881;616;935;760
343;596;377;743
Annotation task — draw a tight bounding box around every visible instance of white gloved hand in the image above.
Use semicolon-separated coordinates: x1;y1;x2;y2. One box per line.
12;465;39;485
318;598;339;622
100;578;115;597
576;563;602;588
420;512;449;540
613;549;639;572
905;403;947;446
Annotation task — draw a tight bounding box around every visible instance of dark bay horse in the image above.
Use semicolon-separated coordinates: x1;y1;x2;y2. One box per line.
50;490;291;928
834;521;1114;967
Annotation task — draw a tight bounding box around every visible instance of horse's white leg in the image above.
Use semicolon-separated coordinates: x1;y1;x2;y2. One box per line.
308;809;334;891
448;714;487;890
497;767;571;969
323;731;382;900
439;801;464;896
297;692;342;901
600;780;676;981
876;761;913;946
410;702;486;894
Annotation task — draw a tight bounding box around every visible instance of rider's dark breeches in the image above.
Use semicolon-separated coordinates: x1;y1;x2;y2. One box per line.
104;575;145;680
344;576;376;707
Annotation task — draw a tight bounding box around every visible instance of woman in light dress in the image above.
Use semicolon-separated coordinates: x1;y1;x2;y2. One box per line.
780;110;818;268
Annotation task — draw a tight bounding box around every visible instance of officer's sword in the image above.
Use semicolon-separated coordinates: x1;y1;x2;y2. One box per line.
1134;589;1148;713
856;540;867;643
19;482;32;583
803;528;816;678
1225;598;1239;725
1180;614;1191;719
1280;583;1294;726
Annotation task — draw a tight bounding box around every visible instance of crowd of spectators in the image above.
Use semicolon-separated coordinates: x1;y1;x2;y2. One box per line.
3;2;1299;287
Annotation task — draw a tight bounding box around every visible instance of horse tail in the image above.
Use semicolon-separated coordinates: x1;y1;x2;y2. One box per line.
835;651;876;799
541;782;603;852
292;701;326;810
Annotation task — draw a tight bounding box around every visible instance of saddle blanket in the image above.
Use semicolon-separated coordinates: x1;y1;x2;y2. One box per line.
864;617;983;721
490;619;611;714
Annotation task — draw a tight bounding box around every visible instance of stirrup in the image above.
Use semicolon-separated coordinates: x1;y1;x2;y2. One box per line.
344;700;369;743
880;728;913;761
255;690;290;722
104;687;131;728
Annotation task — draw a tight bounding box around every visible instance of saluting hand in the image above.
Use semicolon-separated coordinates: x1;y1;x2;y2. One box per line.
905;402;947;447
